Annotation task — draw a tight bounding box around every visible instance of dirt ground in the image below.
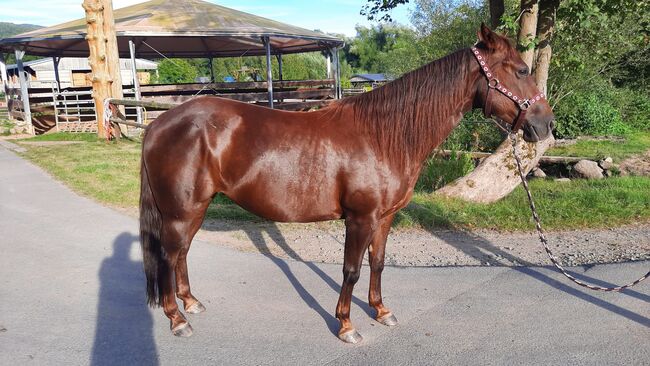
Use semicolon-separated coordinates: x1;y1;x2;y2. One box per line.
195;219;650;267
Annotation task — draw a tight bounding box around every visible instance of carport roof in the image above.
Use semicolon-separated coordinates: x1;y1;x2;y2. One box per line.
0;0;343;58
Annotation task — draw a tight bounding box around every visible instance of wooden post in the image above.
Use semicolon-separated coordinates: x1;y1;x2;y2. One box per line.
15;50;34;134
263;36;274;108
129;39;142;124
52;57;61;90
331;47;341;99
83;0;123;139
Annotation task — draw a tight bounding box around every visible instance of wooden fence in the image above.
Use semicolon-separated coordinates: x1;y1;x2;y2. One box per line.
7;79;337;134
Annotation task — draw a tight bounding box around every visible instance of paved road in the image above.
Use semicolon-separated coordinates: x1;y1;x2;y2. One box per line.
0;144;648;365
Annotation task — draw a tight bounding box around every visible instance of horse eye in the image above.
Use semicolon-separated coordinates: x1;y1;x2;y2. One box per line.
517;68;529;77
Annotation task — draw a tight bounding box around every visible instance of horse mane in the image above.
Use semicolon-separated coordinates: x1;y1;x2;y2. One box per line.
335;48;475;166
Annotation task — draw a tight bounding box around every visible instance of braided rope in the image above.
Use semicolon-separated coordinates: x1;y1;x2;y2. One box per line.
508;132;650;291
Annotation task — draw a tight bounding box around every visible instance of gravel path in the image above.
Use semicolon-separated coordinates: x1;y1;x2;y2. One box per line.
197;219;650;267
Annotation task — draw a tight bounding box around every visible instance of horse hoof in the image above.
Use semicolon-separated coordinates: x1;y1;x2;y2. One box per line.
172;322;193;337
186;301;206;314
377;313;398;327
338;329;363;344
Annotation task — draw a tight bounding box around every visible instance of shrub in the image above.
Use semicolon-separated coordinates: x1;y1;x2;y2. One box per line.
554;88;629;138
612;88;650;131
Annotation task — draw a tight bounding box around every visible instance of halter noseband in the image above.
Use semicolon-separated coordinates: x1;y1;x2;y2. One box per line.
471;46;546;132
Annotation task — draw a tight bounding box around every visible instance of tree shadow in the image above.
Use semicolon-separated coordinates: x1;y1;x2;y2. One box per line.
240;223;375;336
90;232;159;366
428;228;650;327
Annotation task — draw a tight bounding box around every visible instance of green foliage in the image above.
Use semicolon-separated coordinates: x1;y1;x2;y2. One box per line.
416;152;475;192
156;59;199;84
553;87;630;138
0;22;41;39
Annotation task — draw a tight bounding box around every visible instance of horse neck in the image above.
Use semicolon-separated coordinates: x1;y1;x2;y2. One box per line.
343;48;479;170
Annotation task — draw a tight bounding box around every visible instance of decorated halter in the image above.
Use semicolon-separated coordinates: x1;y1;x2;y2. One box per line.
471;46;546;132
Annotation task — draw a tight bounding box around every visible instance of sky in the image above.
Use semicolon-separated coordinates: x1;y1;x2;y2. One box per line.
0;0;414;37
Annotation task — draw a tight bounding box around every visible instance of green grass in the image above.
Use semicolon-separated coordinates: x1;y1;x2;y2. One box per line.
547;131;650;162
398;177;650;231
19;132;100;142
16;134;650;231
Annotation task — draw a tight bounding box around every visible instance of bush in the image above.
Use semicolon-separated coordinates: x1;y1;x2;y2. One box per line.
443;110;505;152
416;151;475;193
554;88;630;139
612;88;650;131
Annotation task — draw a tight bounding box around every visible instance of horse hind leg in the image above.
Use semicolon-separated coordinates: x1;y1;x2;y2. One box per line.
161;204;210;337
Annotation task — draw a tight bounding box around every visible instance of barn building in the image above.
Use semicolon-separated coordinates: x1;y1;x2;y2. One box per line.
6;57;158;89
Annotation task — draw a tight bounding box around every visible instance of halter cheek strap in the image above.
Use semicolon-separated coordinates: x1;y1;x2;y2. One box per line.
471;46;546;132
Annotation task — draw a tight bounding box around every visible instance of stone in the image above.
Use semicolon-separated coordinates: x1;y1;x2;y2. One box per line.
573;160;604;179
531;167;547;178
9;128;16;134
555;178;571;183
599;157;614;170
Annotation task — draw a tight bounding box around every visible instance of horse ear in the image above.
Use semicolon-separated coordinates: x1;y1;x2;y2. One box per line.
477;22;497;49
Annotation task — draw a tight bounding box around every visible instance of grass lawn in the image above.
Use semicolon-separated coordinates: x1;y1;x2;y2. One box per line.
16;135;650;232
547;131;650;162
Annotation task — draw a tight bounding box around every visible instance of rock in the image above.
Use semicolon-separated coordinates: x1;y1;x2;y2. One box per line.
9;128;16;134
573;160;604;179
555;178;571;183
599;157;614;170
531;167;547;178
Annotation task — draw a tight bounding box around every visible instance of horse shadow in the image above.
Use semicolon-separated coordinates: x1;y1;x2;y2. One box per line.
426;228;650;327
204;220;374;336
90;232;159;366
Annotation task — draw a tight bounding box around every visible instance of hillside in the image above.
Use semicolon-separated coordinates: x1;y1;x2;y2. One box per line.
0;22;42;39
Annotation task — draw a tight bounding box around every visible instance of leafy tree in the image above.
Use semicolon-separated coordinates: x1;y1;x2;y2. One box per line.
156;59;199;84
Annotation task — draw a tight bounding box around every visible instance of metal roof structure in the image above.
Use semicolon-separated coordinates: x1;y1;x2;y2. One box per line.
0;0;344;58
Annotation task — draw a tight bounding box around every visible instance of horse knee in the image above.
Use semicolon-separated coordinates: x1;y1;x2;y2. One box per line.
343;266;361;285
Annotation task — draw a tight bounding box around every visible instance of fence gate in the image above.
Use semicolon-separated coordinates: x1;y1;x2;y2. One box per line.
52;84;98;133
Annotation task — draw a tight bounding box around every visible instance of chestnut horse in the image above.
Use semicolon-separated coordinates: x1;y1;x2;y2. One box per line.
140;25;554;343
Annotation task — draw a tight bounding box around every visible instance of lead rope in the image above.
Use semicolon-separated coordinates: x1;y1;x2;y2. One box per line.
508;130;650;291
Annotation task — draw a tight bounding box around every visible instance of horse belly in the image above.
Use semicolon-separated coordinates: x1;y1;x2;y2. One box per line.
222;150;343;223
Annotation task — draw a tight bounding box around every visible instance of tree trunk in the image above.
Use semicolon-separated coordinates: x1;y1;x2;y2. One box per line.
517;0;539;69
489;0;505;29
435;133;555;203
534;0;559;95
435;0;559;204
83;0;122;139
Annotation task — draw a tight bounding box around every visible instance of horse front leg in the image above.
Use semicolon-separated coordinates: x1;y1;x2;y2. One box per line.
336;214;377;343
368;214;398;326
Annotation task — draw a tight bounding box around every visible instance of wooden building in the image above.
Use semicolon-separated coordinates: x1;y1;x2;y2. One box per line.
6;57;157;88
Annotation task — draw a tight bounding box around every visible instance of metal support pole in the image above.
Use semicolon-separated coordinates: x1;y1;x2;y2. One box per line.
129;39;143;124
15;50;33;134
276;54;283;82
0;53;8;103
52;56;61;90
263;36;274;108
326;54;332;79
331;48;341;99
208;57;215;82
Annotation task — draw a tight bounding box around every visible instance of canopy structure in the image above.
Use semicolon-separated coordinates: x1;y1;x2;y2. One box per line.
0;0;343;58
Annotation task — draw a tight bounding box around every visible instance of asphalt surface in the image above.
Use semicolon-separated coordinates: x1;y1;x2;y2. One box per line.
0;144;648;365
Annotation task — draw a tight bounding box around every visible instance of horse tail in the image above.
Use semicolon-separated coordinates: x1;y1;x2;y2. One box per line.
139;144;167;308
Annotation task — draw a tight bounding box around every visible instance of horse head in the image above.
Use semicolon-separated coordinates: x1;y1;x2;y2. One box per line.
472;24;555;142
